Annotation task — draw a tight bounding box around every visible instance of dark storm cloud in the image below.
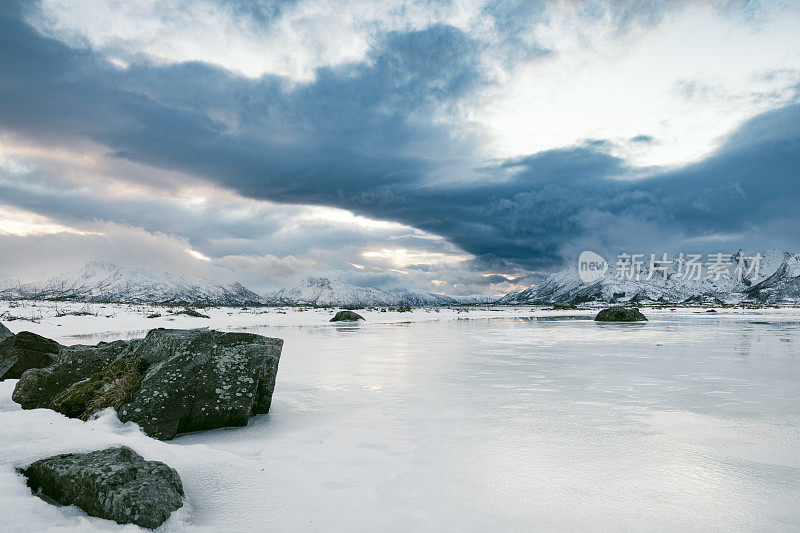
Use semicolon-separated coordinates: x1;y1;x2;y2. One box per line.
1;4;799;273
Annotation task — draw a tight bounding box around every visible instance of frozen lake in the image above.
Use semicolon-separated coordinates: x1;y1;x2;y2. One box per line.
1;304;799;531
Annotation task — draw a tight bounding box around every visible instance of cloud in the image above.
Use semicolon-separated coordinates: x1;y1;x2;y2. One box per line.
1;2;800;296
212;254;315;287
0;221;221;283
24;0;391;80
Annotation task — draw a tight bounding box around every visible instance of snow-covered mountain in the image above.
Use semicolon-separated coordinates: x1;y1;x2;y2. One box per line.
263;277;471;307
0;261;263;306
745;254;800;303
15;252;800;308
497;250;800;305
0;265;490;307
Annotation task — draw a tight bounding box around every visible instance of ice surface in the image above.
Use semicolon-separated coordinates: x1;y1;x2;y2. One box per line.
1;302;799;531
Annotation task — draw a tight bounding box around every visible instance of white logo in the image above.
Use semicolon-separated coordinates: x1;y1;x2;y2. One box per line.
578;250;608;283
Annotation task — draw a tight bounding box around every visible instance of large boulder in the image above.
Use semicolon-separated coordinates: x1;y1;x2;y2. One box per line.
0;331;61;380
330;310;365;322
13;329;283;440
594;306;648;322
19;446;183;529
117;329;283;439
0;321;12;342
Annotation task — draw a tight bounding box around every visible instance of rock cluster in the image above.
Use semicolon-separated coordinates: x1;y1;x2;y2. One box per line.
9;326;284;528
13;328;283;440
20;446;183;529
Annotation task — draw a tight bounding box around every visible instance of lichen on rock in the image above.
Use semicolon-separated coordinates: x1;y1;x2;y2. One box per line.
19;446;183;529
13;328;283;440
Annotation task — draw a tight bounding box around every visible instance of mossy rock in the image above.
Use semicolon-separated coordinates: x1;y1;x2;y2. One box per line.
13;340;137;409
50;357;149;419
13;329;283;440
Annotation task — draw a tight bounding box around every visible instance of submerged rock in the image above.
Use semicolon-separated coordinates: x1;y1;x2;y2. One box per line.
594;307;648;322
0;331;61;380
0;321;12;342
13;329;283;440
19;446;183;529
330;310;365;322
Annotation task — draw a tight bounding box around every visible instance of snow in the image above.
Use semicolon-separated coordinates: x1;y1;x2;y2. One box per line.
2;303;800;531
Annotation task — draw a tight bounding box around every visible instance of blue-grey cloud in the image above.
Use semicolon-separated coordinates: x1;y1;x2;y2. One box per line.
1;2;799;278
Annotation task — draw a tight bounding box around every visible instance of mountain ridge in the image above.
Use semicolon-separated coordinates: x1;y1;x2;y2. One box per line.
497;250;800;305
5;252;800;307
0;261;263;306
262;276;491;307
0;263;491;307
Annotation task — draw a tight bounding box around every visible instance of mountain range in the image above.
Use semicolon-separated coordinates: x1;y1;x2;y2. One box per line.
499;250;800;305
265;277;453;307
2;252;800;307
0;261;262;306
0;262;489;307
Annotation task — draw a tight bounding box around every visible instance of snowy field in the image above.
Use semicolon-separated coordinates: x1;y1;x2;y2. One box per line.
1;301;800;531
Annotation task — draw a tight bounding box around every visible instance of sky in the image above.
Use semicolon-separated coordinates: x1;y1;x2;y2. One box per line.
1;0;799;296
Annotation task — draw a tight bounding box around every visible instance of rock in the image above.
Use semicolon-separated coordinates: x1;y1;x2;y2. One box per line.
13;329;283;440
594;307;648;322
118;329;282;439
0;321;12;342
330;310;365;322
50;357;149;420
19;446;183;529
13;340;137;409
552;302;577;310
0;331;61;380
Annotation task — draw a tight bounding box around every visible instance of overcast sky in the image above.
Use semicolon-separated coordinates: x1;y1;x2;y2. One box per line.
1;0;799;295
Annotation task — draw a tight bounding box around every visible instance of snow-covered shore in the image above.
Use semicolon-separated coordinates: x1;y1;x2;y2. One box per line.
0;300;575;344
